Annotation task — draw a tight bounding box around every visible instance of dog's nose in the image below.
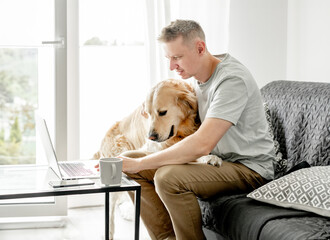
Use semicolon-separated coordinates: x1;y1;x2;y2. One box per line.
148;131;158;141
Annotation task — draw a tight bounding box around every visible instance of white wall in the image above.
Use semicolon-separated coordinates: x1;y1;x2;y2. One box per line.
170;0;230;54
228;0;288;87
287;0;330;83
228;0;330;88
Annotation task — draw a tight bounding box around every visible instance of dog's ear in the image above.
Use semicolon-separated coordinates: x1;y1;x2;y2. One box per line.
140;102;149;119
177;87;198;115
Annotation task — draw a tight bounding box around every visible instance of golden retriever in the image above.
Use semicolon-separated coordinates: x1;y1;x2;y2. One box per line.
93;79;222;239
93;79;201;159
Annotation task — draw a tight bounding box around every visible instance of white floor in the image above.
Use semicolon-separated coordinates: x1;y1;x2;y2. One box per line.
0;204;151;240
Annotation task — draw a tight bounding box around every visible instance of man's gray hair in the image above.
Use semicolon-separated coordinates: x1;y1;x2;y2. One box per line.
158;19;205;45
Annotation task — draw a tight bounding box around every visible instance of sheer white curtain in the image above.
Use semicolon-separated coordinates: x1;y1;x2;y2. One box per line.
144;0;230;84
144;0;172;86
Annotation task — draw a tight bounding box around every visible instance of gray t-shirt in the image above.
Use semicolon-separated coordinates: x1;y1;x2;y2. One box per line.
192;54;275;180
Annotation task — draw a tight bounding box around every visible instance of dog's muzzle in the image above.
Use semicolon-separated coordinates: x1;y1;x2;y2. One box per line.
148;131;159;141
148;125;175;142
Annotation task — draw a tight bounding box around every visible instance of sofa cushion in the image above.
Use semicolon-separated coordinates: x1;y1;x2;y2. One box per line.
260;216;330;240
247;166;330;217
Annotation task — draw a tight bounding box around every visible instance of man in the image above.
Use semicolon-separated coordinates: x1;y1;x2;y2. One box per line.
119;20;275;240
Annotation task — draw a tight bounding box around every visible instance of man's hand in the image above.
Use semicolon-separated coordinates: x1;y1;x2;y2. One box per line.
95;156;142;174
117;155;142;174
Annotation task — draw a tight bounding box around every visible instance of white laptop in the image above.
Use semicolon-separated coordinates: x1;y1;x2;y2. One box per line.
35;115;100;180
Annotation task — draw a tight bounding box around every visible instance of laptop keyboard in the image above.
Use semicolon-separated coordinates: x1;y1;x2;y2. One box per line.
60;162;94;177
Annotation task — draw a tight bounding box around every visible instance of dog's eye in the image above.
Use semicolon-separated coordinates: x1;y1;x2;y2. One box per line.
159;110;167;116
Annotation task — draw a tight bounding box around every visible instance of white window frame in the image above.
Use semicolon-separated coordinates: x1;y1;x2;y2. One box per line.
67;0;80;162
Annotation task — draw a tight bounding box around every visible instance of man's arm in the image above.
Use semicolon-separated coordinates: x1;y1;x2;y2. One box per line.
120;118;233;173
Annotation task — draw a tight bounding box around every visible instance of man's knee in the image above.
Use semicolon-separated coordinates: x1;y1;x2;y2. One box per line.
154;165;183;196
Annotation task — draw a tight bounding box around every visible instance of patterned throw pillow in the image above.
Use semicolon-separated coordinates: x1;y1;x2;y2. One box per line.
247;166;330;217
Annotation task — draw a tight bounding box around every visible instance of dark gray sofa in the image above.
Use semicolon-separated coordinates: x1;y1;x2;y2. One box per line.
199;80;330;240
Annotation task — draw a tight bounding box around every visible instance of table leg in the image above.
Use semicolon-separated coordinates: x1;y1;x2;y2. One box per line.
134;188;141;240
105;192;109;240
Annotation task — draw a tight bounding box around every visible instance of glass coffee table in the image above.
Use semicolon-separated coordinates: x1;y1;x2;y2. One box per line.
0;165;141;240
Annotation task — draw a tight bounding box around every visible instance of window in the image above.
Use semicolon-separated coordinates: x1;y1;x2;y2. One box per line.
0;0;55;165
0;0;67;221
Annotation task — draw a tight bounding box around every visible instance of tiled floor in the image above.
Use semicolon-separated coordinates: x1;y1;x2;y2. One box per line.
0;203;151;240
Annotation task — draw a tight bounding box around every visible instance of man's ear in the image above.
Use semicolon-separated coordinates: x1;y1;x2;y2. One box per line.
141;102;149;119
196;40;206;55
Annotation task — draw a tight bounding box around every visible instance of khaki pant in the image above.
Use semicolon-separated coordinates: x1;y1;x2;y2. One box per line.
126;161;267;240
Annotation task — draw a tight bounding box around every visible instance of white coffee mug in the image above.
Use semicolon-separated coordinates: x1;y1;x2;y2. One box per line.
99;157;123;186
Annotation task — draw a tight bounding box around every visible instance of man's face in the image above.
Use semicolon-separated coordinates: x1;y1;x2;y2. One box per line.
163;36;200;79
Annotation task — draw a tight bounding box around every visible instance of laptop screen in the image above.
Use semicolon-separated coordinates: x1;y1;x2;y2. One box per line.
35;114;62;179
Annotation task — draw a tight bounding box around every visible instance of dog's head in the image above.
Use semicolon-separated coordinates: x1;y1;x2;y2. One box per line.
142;79;199;142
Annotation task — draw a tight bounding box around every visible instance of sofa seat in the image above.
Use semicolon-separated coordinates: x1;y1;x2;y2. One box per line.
199;194;330;240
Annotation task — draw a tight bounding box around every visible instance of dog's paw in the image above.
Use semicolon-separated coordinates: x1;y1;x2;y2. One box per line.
196;155;223;167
